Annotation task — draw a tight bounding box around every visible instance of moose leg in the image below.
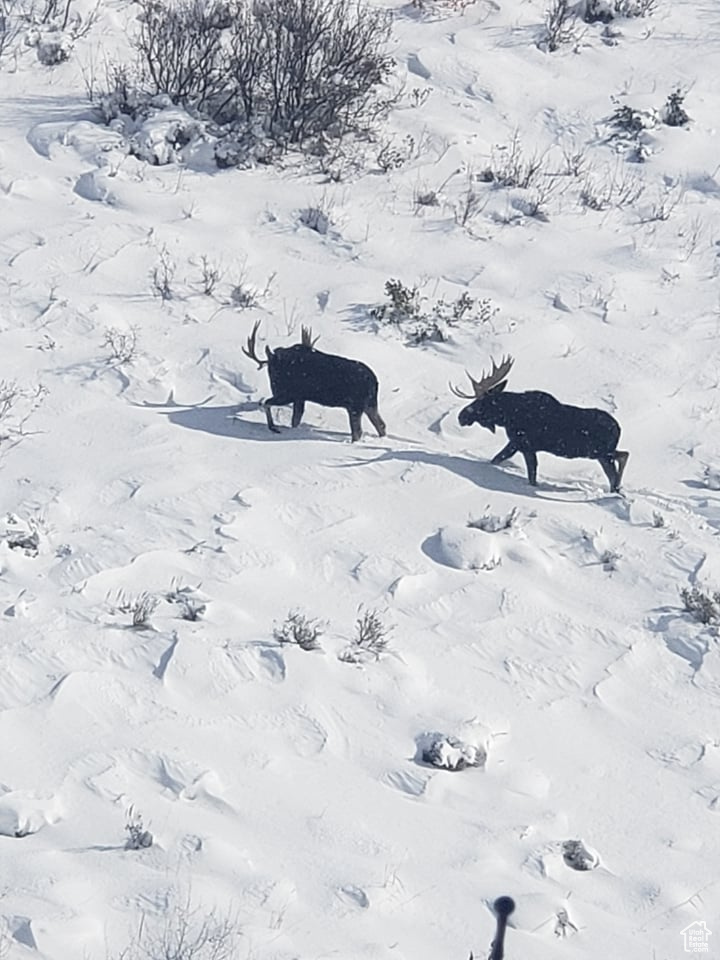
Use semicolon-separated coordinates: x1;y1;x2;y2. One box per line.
291;400;305;428
347;410;363;442
365;406;386;438
263;397;284;434
491;441;519;465
521;451;538;486
597;454;620;492
615;450;629;485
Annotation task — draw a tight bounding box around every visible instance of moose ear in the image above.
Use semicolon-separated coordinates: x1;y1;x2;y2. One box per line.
489;380;507;394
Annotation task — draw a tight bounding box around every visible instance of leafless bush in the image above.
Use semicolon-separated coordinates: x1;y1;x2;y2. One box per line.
299;195;335;235
579;162;644;210
468;507;519;532
410;0;480;12
637;181;683;223
540;0;581;51
273;610;324;651
112;590;160;627
376;134;415;173
129;0;394;150
114;892;238;960
454;176;486;227
166;579;207;620
125;804;153;850
339;607;393;662
662;87;690;127
197;254;223;296
480;132;547;189
151;246;176;301
681;586;720;625
229;267;274;309
614;0;655;16
0;380;47;453
103;326;139;364
135;0;229;117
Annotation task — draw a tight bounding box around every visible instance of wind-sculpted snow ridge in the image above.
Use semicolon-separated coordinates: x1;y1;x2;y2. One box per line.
0;0;719;957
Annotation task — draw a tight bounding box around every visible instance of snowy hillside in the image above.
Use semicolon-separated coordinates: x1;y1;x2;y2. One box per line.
1;0;720;957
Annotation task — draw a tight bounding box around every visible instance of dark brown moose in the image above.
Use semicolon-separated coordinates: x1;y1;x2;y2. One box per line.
243;322;386;442
453;356;628;492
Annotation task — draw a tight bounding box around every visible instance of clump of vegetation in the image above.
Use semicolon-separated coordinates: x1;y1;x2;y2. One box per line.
96;0;394;165
467;507;519;533
274;611;324;651
112;590;160;628
681;586;720;625
662;88;690;127
103;326;139;364
370;279;498;344
125;805;153;850
540;0;582;52
339;607;393;663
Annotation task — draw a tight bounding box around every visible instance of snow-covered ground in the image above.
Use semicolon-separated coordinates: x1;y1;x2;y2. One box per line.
1;0;720;956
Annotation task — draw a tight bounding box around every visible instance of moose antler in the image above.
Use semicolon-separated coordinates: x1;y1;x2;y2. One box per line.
242;319;268;369
300;325;320;348
450;355;514;399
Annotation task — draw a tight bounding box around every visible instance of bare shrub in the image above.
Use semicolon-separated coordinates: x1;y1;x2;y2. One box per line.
125;804;153;850
339;607;392;662
114;892;238;960
579;162;644;210
662;88;690;127
135;0;230;117
299;195;335;235
376;134;415;173
371;280;497;343
229;267;274;309
681;586;720;625
468;507;519;532
197;255;223;296
480;132;546;189
540;0;581;51
0;380;47;454
103;326;139;364
614;0;655;16
151;247;176;301
112;590;160;627
129;0;394;150
273;610;324;651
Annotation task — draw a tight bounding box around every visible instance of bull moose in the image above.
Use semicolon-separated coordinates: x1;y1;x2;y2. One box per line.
452;356;628;492
242;321;386;442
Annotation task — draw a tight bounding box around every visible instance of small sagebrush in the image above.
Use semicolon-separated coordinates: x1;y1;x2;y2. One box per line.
681;586;720;625
125;805;153;850
339;607;393;662
273;611;324;651
113;590;159;627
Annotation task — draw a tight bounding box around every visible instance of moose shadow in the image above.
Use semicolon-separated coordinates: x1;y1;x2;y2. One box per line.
148;401;361;444
329;447;580;500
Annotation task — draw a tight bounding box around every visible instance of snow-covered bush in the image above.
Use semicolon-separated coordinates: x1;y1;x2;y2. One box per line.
417;732;487;771
371;280;497;344
562;838;599;871
111;590;160;628
662;88;690;127
273;611;324;651
103;0;394;163
339;607;393;663
540;0;581;52
681;586;720;625
124;805;153;850
0;381;47;458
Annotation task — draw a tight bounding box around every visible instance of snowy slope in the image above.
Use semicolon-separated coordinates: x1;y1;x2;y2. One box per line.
1;0;720;957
